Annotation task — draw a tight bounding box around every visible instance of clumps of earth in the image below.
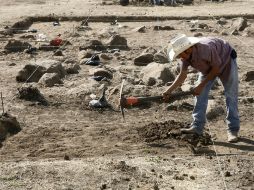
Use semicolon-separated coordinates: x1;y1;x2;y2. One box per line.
0;113;21;147
17;85;48;106
138;120;213;153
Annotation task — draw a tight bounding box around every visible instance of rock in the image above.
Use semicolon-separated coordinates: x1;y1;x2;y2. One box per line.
76;26;92;31
17;85;48;105
16;64;46;82
173;175;184;180
64;63;81;74
154;52;168;63
78;50;93;61
8;62;16;66
134;53;154;66
190;175;195;180
113;52;121;57
212;29;219;34
63;58;80;74
140;62;175;85
231;17;248;32
134;26;146;33
142;47;157;55
4;40;31;52
206;100;225;120
153;182;159;190
107;34;128;50
146;77;157;86
53;50;63;56
242;27;254;37
197;23;209;29
193;32;203;37
217;18;227;25
179;102;194;111
79;39;105;51
154;26;175;31
181;84;193;92
38;73;63;87
0;113;21;136
0;124;7;141
89;68;113;79
11;18;33;29
242;71;254;82
224;171;231;177
64;154;70;161
36;59;67;78
19;34;36;40
100;53;112;60
229;28;239;35
220;30;229;36
100;183;107;190
239;97;254;104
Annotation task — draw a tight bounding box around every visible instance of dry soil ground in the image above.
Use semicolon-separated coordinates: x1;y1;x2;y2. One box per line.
0;0;254;190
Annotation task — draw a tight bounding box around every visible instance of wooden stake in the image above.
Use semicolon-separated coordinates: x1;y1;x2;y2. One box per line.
1;92;4;115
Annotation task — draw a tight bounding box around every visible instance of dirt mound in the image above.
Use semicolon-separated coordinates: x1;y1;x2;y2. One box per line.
0;113;21;147
17;86;48;106
138;120;212;153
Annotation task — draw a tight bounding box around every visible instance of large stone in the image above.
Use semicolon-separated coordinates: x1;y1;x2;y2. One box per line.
89;68;113;79
100;53;112;60
107;34;128;50
133;26;146;33
153;26;175;31
243;27;254;37
4;40;31;52
140;62;175;86
0;113;21;135
134;53;154;66
0;113;21;142
17;85;48;105
38;73;63;87
79;39;105;51
16;64;46;82
11;18;33;29
217;18;227;25
78;50;93;61
242;71;254;82
36;59;67;78
63;63;81;74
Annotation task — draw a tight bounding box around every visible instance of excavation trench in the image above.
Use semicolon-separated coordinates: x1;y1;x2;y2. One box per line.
8;14;254;29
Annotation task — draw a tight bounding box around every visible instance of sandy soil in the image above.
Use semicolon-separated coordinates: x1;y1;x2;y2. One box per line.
0;0;254;190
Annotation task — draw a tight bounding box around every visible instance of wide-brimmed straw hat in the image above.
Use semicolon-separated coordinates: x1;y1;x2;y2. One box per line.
167;34;200;62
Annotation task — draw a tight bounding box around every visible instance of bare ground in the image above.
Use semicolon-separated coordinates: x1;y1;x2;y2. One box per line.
0;0;254;190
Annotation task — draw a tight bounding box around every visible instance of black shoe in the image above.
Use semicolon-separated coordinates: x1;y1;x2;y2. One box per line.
181;127;201;135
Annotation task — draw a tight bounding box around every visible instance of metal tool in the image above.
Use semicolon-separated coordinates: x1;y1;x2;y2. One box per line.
119;80;193;120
